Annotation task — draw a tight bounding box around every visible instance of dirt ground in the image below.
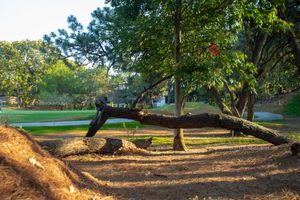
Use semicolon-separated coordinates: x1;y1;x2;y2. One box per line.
0;126;111;200
32;124;300;200
66;145;300;200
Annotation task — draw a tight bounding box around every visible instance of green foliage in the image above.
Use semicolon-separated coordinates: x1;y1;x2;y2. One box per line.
256;58;300;99
38;60;110;109
152;102;219;115
44;1;246;111
0;40;59;107
289;132;300;141
43;0;298;115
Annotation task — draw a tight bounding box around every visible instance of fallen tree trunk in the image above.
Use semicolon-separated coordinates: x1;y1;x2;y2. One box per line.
39;137;150;157
86;101;291;145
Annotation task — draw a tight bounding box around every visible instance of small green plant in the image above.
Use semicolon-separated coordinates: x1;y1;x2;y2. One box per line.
122;122;127;130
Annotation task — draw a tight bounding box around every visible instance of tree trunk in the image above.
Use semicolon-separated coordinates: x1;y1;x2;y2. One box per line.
167;79;172;104
277;10;300;76
173;0;187;151
247;93;255;122
39;137;150;157
173;77;187;151
86;104;291;146
236;88;248;117
246;32;268;121
289;31;300;76
206;85;233;115
236;32;268;119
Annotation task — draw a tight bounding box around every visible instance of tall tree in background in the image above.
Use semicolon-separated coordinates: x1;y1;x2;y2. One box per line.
202;0;295;124
0;40;58;107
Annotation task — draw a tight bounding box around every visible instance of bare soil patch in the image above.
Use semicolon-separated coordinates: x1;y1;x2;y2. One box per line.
33;127;300;200
66;144;300;200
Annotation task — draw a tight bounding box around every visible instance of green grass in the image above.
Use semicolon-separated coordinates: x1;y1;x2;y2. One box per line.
256;120;286;127
289;132;300;141
22;121;154;135
151;102;219;114
0;109;96;123
123;135;266;145
284;91;300;117
0;101;218;123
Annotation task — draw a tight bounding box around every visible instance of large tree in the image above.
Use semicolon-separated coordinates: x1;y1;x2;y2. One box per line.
0;40;58;107
46;0;247;150
197;0;297;124
45;0;298;149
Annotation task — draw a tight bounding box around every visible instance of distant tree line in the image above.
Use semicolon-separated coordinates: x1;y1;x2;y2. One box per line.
0;40;168;109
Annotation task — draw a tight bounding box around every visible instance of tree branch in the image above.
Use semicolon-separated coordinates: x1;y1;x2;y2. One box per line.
86;102;291;145
131;73;174;108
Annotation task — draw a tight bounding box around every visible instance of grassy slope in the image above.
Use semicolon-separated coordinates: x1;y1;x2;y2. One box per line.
282;92;300;141
283;91;300;117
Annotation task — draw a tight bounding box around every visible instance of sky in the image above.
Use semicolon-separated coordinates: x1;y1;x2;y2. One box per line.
0;0;106;41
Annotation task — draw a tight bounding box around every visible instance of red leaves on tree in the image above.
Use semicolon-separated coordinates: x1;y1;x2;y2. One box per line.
209;43;220;57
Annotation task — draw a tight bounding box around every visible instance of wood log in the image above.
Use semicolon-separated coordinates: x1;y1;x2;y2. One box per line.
86;102;291;146
39;137;149;157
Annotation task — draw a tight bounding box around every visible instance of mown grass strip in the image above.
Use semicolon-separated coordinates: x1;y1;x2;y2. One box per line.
22;122;154;135
122;136;266;145
0;109;96;123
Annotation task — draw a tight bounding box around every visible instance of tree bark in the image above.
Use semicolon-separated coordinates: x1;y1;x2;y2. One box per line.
247;93;255;122
39;137;150;157
289;31;300;76
86;104;291;146
167;79;172;104
237;32;268;119
173;77;187;151
173;0;187;151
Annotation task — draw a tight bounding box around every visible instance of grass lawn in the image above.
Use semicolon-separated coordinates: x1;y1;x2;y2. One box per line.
3;100;299;146
0;101;218;123
151;102;219;115
256;120;286;127
22;121;153;135
124;135;267;145
0;109;96;123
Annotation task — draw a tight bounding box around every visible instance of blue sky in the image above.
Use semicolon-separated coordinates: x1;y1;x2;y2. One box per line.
0;0;106;41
